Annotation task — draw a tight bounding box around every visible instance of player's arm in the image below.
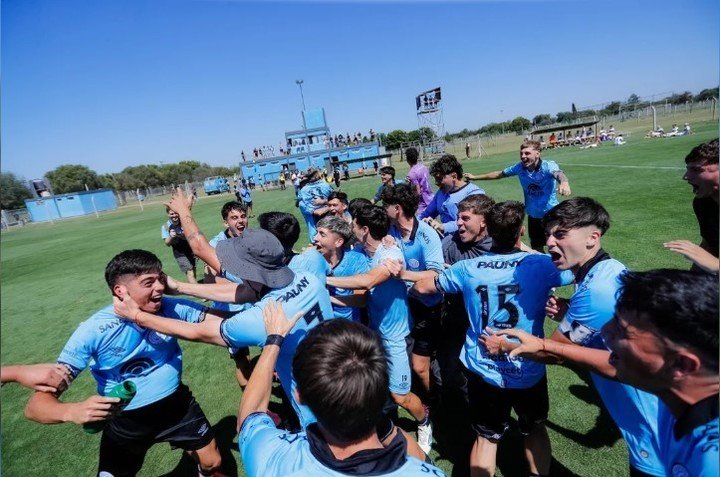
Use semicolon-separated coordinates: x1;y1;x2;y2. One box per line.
664;240;719;273
411;276;440;295
25;389;121;425
330;290;367;308
237;301;302;430
464;170;505;180
165;188;222;271
166;275;257;304
553;170;572;196
399;269;438;283
113;295;227;346
1;364;72;393
326;264;393;291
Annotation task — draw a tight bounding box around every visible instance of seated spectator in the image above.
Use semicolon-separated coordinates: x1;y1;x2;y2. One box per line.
615;135;626;146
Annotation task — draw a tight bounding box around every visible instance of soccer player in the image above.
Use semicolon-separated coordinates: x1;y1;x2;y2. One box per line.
162;207;197;283
238;182;253;217
419;154;484;236
413;201;571;477
465;140;571;251
25;250;223;477
208;201;248;249
372;166;397;205
312;216;369;321
405;147;434;216
1;363;71;393
298;168;334;243
325;205;432;454
113;230;334;429
602;270;718;477
484;197;664;476
238;305;446;477
664;138;719;273
382;183;444;444
326;191;352;223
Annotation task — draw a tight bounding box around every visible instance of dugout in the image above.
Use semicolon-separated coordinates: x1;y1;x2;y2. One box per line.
530;117;600;147
25;189;118;223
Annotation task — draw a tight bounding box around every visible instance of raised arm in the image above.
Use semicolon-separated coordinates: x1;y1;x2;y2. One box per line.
326;264;392;291
166;188;222;271
464;170;505;181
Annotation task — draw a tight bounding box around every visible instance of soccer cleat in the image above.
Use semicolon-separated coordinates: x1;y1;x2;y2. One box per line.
417;419;433;455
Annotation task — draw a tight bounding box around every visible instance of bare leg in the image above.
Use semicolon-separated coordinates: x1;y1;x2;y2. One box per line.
186;268;197;284
524;423;551;476
391;391;425;422
470;435;497;477
411;353;431;399
187;438;222;475
233;354;252;388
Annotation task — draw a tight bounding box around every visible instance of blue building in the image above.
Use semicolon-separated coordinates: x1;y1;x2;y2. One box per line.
25;189;118;223
240;108;386;184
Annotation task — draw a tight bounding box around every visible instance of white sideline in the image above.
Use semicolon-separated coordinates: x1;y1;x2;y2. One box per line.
561;163;684;171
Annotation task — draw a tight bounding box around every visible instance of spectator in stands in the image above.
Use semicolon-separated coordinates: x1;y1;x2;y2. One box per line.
372;166;397;205
405;147;434;216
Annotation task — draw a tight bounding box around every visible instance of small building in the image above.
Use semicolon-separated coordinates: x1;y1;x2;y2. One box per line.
25;189;118;223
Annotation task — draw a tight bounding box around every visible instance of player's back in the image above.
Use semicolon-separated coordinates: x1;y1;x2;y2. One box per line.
364;244;411;342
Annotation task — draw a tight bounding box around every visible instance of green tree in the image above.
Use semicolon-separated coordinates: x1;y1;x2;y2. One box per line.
665;91;693;105
0;172;33;209
694;87;718;102
532;114;554;126
383;130;409;150
627;93;640;105
509;116;531;133
45;164;100;194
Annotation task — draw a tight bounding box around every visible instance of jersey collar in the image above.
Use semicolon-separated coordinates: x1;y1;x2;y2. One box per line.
674;394;719;440
575;248;611;284
306;424;407;475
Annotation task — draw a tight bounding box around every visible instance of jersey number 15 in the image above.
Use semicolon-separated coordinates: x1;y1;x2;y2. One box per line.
475;284;520;330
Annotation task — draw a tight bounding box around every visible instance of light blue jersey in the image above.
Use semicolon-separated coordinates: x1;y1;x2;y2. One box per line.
58;298;205;410
289;249;331;286
418;183;484;234
327;249;370;321
208;229;231;249
389;219;444;307
209;230;248;313
240;412;446;477
437;251;570;389
298;180;334;242
657;398;718;477
240;187;252;203
219;271;334;427
502;159;561;219
558;256;663;475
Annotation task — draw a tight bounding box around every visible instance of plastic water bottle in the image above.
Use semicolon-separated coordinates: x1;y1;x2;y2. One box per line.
83;380;137;434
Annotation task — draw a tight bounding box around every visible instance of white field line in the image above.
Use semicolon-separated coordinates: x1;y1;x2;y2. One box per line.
561;163;684;170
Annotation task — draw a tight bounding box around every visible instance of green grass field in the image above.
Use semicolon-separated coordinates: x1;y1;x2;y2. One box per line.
1;120;716;476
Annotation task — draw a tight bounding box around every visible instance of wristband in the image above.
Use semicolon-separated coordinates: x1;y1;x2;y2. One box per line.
265;334;284;347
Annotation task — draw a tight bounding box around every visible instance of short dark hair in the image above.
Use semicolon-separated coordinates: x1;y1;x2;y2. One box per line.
521;140;542;152
684;138;719;166
617;269;719;372
328;191;349;206
457;194;495;217
405;147;419;165
379;166;395;178
258;212;300;250
486;201;525;249
293;320;389;442
354;205;390;240
542;197;610;235
381;183;420;216
220;201;247;220
429;154;463;179
105;250;163;289
348;198;372;219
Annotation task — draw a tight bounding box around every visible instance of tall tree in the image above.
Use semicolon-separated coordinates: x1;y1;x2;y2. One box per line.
0;172;33;209
45;164;100;194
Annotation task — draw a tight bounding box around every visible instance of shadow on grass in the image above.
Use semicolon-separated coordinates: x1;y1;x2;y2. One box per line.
159;415;239;477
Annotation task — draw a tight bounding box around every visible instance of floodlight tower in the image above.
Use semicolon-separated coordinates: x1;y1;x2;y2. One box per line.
415;87;446;156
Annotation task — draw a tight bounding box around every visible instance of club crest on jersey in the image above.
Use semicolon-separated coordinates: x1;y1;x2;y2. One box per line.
147;331;169;345
671;464;689;477
409;258;420;269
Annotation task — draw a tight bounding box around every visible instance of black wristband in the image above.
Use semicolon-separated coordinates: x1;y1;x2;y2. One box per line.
265;334;284;347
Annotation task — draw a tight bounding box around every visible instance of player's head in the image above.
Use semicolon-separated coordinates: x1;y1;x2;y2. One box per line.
430;154;463;191
352;205;390;242
165;207;180;223
456;194;496;243
216;229;294;289
105;250;165;312
519;140;542;169
381;183;420;220
683;139;719;198
602;269;719;394
542;197;610;271
293;319;389;442
327;191;349;218
405;147;419;165
348;198;373;219
379;166;395;185
486;201;525;249
314;216;353;256
258;212;300;252
220;201;248;237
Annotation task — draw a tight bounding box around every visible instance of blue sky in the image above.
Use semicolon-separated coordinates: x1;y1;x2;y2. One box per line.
2;0;718;179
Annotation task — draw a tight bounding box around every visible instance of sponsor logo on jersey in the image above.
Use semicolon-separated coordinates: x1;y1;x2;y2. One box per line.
476;259;520;270
99;319;122;334
278;276;309;302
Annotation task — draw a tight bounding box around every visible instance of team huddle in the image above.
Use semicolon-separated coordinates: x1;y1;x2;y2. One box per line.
5;139;718;477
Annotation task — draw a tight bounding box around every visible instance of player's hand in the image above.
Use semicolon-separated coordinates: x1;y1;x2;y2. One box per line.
557;182;572;196
495;329;545;358
382;258;404;278
13;364;73;393
478;328;506;356
68;395;121;425
262;300;303;338
164;275;180;295
165;187;193;215
113;295;142;324
169;228;177;238
463;173;475;180
423;217;444;234
664;240;720;273
545;296;569;321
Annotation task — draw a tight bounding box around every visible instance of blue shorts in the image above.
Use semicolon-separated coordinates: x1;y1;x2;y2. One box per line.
384;336;412;395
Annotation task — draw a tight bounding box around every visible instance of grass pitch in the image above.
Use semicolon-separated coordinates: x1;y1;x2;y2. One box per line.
1;121;716;476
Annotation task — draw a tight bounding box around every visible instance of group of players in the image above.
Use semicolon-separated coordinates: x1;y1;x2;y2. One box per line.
3;138;718;477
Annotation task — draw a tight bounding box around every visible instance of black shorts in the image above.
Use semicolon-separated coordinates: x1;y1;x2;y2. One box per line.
527;216;546;250
98;383;214;477
229;346;250;360
174;253;196;273
409;298;441;357
465;370;549;442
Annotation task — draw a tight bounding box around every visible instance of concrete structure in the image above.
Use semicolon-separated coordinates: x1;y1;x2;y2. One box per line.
25;189;117;223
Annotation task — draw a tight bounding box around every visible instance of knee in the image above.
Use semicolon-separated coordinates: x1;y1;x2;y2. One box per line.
391;392;409;407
